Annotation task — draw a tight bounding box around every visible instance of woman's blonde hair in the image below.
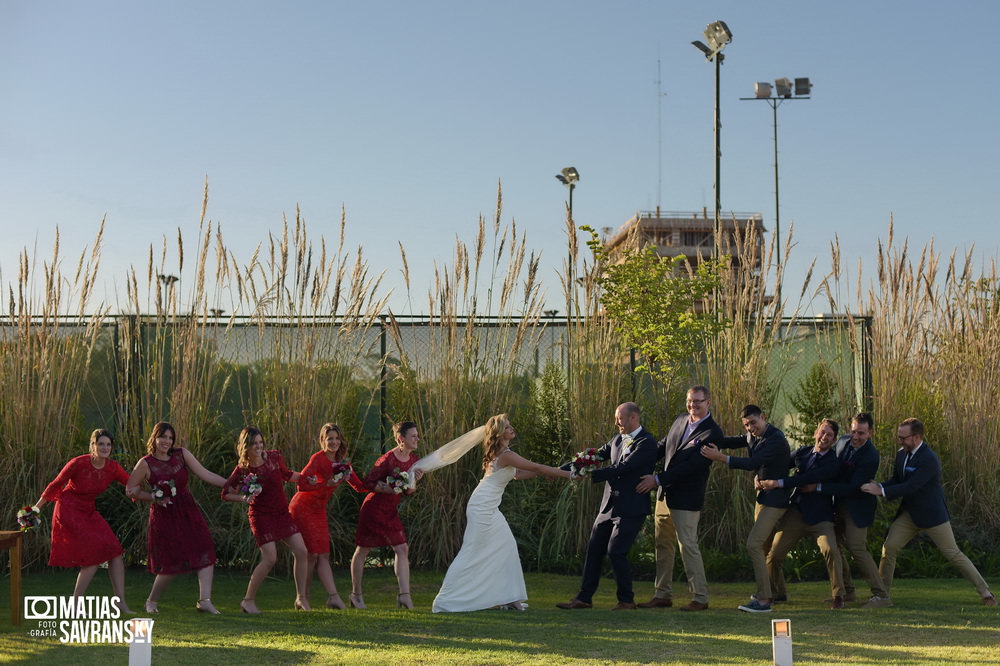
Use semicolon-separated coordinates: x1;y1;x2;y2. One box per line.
236;426;264;468
482;414;510;470
88;428;114;458
145;422;177;456
319;423;348;461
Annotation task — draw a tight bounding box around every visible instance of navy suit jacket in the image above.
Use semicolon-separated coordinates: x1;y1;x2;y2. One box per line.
881;442;950;528
817;437;879;528
781;445;840;525
588;426;659;519
721;424;791;508
653;413;724;511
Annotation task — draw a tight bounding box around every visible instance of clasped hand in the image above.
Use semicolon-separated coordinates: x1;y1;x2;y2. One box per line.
700;443;725;462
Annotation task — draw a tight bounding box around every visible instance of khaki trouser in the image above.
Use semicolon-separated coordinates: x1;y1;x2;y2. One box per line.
879;511;991;597
767;508;846;599
652;498;708;603
747;504;786;601
835;505;887;598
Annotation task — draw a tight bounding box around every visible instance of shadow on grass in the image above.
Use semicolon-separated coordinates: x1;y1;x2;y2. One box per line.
1;569;997;664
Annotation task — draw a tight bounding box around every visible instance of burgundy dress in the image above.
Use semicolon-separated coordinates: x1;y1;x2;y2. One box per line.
41;455;129;568
354;450;419;547
288;451;366;554
144;449;216;574
224;450;300;546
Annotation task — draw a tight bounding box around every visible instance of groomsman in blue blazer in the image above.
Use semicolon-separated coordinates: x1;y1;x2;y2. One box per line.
861;418;996;606
557;402;659;610
815;413;890;608
635;385;724;612
758;418;847;608
701;404;791;613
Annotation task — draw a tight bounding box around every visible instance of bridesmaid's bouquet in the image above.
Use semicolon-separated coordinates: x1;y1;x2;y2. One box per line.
240;473;263;500
386;468;411;494
16;505;41;532
329;460;352;485
569;448;606;478
151;479;177;505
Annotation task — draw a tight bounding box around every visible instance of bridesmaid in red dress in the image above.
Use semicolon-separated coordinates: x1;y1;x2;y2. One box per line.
288;423;366;609
126;422;227;615
349;420;424;610
32;429;133;612
222;426;311;614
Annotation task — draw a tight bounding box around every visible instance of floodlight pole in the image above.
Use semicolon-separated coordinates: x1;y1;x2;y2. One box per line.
739;93;810;307
713;53;722;265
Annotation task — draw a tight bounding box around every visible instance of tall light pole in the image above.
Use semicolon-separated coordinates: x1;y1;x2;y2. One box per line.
692;20;732;263
555;166;580;322
740;77;812;305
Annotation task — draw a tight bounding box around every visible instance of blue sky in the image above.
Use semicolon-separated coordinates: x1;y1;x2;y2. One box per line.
2;1;997;315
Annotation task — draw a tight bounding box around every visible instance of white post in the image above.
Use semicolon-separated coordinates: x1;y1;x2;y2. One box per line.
772;618;792;666
128;617;155;666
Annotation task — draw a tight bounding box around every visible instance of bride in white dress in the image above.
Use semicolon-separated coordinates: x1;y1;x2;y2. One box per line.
432;414;572;612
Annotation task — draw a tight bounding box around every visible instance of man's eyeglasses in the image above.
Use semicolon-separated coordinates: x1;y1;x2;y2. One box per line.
896;433;915;441
687;399;707;404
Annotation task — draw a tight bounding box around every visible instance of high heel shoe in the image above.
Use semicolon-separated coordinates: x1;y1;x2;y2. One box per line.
196;598;220;615
348;593;366;609
293;597;312;611
397;592;414;610
240;598;261;615
144;599;159;614
326;594;346;610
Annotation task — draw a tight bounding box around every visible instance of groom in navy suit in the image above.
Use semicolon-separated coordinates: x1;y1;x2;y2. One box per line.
557;402;659;610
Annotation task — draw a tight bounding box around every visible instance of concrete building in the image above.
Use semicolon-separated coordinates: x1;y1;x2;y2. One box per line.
603;208;772;308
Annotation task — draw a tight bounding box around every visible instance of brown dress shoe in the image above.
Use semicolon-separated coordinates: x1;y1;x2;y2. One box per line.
611;601;637;610
983;594;997;607
679;600;709;611
637;597;673;608
829;596;845;609
825;592;856;603
555;598;593;609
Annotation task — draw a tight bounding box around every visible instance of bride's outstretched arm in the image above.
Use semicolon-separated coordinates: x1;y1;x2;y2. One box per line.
497;450;572;480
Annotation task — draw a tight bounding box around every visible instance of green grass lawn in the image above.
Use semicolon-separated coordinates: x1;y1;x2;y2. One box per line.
1;568;998;664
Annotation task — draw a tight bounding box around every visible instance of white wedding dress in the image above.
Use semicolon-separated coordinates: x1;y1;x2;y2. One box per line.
432;458;527;612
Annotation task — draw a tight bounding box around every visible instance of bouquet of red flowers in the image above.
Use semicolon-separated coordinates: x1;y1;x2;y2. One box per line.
570;448;606;478
17;505;41;532
151;479;177;505
239;473;263;500
385;468;411;494
329;460;352;485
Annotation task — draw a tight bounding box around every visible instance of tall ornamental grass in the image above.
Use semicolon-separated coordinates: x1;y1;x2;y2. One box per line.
0;223;112;566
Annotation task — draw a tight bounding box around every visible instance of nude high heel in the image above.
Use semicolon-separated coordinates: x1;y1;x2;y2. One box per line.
196;598;220;615
397;592;414;610
240;598;261;615
348;592;366;609
326;593;346;609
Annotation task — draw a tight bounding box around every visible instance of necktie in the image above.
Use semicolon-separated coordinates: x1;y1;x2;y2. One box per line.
806;452;818;469
902;452;912;476
843;446;854;464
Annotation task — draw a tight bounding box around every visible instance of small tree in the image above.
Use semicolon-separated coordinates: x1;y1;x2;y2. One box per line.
788;362;844;446
582;225;729;390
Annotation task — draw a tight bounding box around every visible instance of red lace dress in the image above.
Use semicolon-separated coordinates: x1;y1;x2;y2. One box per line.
144;449;217;574
41;455;130;568
354;450;419;547
223;450;300;546
288;451;366;554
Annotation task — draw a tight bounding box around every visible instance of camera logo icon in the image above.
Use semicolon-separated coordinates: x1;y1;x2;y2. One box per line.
24;596;58;620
